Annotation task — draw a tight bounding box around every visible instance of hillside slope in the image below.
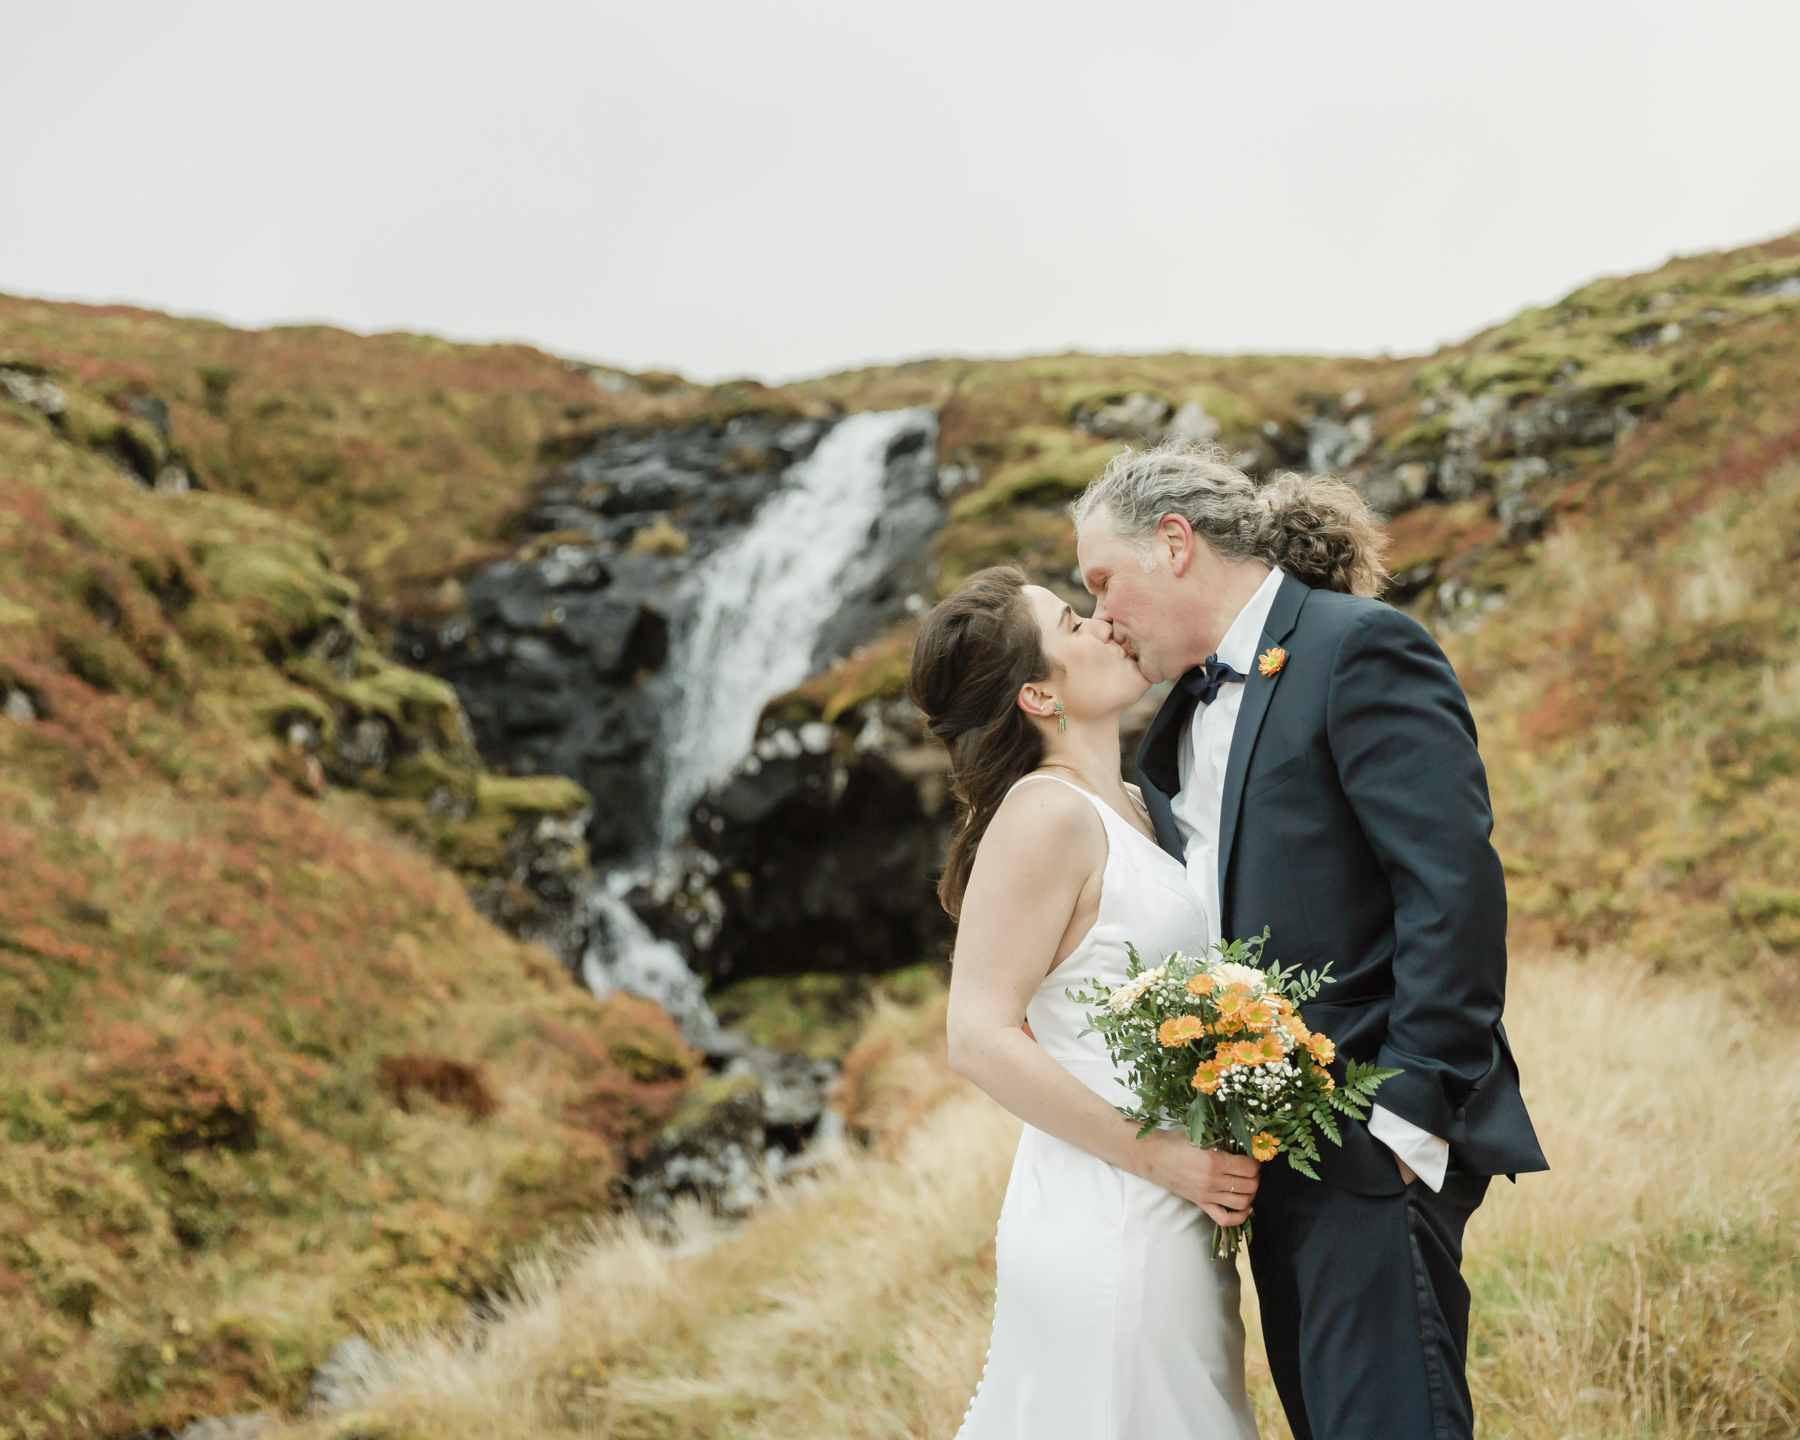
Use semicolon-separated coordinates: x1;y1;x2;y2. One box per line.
3;228;1798;1436
0;373;700;1436
781;230;1800;993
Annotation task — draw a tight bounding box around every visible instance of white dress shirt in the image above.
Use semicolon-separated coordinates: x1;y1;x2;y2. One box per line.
1170;566;1450;1192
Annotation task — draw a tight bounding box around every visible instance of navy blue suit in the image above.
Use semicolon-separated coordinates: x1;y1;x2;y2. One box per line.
1135;573;1545;1440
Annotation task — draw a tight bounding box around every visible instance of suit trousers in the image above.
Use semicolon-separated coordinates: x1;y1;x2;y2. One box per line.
1248;1163;1490;1440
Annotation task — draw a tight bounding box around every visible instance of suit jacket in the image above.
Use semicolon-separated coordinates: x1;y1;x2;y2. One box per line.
1135;573;1547;1194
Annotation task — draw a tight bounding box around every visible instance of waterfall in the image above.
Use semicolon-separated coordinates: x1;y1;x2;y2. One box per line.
655;407;933;842
581;407;935;1035
581;879;718;1044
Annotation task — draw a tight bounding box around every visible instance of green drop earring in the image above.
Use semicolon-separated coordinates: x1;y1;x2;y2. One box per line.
1053;700;1067;734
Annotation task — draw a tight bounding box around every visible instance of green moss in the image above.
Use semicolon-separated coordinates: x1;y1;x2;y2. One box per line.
475;772;591;819
709;974;871;1059
335;661;469;753
243;674;337;744
770;624;916;723
196;532;355;643
666;1069;763;1133
949;428;1122;521
708;964;949;1060
363;749;478;805
935;506;1078;595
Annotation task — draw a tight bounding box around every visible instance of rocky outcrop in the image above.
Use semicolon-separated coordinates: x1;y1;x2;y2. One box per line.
629;1042;841;1220
636;701;953;983
405;411;942;862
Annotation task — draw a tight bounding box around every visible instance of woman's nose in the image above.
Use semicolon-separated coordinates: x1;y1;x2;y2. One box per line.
1090;617;1114;641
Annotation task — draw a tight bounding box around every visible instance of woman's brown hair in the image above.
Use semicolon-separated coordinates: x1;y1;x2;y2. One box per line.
906;566;1055;920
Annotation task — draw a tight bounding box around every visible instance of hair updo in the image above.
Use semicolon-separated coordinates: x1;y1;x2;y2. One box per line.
1070;440;1389;597
906;566;1055;920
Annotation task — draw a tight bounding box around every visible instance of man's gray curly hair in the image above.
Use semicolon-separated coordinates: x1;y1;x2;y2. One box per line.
1070;440;1389;598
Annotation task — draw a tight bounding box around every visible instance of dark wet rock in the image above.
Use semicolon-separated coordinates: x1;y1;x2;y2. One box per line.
406;412;940;863
629;1044;838;1219
471;802;593;963
643;716;952;984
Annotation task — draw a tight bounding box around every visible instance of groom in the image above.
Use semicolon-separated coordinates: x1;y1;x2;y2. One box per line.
1072;445;1546;1440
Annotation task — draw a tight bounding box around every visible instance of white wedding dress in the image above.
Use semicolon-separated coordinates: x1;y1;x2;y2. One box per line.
955;774;1259;1440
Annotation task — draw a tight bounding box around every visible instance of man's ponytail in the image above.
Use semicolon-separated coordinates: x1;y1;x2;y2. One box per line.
1255;472;1389;598
1073;441;1389;598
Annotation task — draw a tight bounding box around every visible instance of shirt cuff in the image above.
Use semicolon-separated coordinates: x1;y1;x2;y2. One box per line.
1368;1104;1450;1192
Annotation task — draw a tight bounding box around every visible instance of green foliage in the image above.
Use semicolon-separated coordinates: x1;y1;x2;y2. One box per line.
1068;933;1398;1255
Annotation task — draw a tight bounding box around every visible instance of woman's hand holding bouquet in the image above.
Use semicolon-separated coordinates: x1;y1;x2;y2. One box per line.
1070;930;1398;1258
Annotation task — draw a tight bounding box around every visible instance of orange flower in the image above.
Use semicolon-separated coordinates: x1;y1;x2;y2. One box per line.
1307;1034;1336;1065
1254;1035;1285;1064
1231;1040;1267;1066
1192;1059;1225;1094
1317;1070;1336;1093
1280;1015;1312;1046
1157;1014;1205;1047
1258;646;1287;677
1185;973;1215;996
1251;1132;1280;1161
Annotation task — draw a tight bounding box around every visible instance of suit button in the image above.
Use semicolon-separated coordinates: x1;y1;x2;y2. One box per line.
1454;1107;1467;1121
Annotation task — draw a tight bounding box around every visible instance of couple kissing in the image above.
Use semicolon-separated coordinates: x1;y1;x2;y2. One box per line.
907;441;1547;1440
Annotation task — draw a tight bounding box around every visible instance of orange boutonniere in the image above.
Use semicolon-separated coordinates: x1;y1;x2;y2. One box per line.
1258;646;1287;677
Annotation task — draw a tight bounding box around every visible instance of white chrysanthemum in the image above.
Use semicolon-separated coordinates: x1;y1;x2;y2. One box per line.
1212;961;1267;991
1106;965;1166;1011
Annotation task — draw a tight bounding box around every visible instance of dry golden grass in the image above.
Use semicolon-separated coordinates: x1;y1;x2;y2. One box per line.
281;954;1800;1440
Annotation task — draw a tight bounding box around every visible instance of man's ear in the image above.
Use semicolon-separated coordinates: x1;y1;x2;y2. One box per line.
1161;514;1198;578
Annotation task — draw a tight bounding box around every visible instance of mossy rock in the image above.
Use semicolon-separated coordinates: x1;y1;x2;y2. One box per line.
426;812;511;875
1055;382;1174;423
768;623;916;724
244;675;337;744
665;1068;762;1136
950;428;1123;522
707;964;948;1060
336;661;470;754
708;973;871;1060
196;531;356;644
598;994;700;1083
362;749;479;806
475;772;592;820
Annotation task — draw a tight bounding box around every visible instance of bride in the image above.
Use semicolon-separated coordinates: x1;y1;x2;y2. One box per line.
908;565;1261;1440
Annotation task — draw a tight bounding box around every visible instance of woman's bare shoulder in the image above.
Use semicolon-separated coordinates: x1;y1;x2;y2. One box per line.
981;775;1105;860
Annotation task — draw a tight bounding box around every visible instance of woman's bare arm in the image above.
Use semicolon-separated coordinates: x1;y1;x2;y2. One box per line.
946;782;1257;1225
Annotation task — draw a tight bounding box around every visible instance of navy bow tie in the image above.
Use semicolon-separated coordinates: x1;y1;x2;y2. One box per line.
1178;654;1247;706
1135;654;1249;799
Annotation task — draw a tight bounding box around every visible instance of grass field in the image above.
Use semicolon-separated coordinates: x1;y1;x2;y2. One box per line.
289;952;1800;1440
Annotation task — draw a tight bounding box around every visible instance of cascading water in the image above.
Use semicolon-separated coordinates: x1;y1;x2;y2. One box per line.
656;408;934;842
581;878;718;1041
580;407;937;1036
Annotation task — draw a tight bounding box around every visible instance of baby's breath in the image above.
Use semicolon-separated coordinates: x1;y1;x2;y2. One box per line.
1071;929;1400;1259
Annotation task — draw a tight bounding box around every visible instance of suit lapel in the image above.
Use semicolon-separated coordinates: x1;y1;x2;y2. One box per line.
1135;687;1195;862
1215;573;1309;908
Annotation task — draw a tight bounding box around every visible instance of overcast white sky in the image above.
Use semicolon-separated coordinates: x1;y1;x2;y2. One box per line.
4;2;1798;382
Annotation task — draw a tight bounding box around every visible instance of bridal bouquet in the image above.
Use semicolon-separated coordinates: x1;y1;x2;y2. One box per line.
1069;931;1398;1258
